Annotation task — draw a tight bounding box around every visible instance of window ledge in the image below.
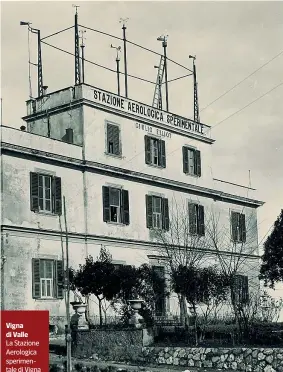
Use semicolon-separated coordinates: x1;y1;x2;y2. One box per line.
106;221;127;227
33;211;58;218
146;163;166;170
184;172;200;178
104;152;123;159
34;298;62;302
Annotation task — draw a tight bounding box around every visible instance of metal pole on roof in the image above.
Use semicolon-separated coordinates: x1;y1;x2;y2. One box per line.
120;18;129;98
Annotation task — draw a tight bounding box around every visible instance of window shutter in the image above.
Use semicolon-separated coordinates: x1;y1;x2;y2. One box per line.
231;275;239;305
182;147;189;174
242;276;249;304
144;136;151;164
195;150;201;177
55;260;64;299
197;205;205;236
231;211;238;242
188;203;197;235
162;198;169;231
153;266;166;316
53;177;62;215
30;172;39;211
240;214;246;243
159;140;166;168
145;195;153;228
107;123;120;155
121;189;130;225
102;186;110;222
32;258;41;299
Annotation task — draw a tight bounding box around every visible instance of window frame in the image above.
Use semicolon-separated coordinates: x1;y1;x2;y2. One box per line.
102;185;130;226
144;135;166;168
32;258;64;300
188;201;205;236
182;146;201;177
146;194;169;231
30;172;62;216
230;210;246;243
105;121;122;157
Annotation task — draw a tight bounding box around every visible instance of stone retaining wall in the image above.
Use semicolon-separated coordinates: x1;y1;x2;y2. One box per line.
142;347;283;371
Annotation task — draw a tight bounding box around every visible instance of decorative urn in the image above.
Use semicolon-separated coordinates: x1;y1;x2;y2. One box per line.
70;301;89;330
128;299;144;329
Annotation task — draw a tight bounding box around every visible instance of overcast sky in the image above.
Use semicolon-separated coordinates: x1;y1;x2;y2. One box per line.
1;1;283;248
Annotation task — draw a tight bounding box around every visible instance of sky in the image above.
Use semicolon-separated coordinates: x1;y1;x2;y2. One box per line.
1;1;282;250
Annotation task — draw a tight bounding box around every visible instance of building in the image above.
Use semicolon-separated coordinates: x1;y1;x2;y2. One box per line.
1;79;264;330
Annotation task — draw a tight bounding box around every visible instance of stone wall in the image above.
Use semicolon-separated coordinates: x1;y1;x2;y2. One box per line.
142;347;283;371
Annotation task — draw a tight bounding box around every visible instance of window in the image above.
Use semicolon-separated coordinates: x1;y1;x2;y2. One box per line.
146;195;169;230
231;211;246;243
32;258;64;299
231;274;249;305
144;136;166;168
188;202;205;236
182;146;201;176
102;186;130;225
152;266;166;317
30;172;62;214
106;123;121;156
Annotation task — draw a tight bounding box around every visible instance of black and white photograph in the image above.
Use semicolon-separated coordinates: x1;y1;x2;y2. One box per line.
1;1;283;371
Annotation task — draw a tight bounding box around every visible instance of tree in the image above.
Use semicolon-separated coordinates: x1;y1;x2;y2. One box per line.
171;264;230;344
69;246;117;326
111;263;167;326
259;210;283;288
152;196;260;329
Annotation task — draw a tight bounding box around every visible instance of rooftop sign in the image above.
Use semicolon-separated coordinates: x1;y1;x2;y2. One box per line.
82;86;211;137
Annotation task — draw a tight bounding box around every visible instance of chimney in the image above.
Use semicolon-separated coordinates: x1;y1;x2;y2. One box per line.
32;99;36;114
65;128;74;144
43;86;48;96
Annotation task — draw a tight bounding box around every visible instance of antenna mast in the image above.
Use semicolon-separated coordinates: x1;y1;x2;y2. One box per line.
157;35;169;111
73;4;81;85
111;44;121;96
79;30;86;84
189;55;200;123
120;18;129;98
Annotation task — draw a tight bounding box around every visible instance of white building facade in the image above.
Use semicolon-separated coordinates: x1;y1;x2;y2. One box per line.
1;84;263;330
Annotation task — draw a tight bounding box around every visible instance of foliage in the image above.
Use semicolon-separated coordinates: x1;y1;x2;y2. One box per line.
260;209;283;288
111;263;167;327
171;264;231;308
70;247;166;327
69;247;117;325
171;264;231;345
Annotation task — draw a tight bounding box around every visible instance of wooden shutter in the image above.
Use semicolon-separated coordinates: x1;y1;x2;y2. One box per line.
107;123;120;155
144;136;151;164
231;211;238;242
53;177;62;215
145;195;153;228
30;172;39;211
32;258;41;298
159;140;166;168
242;276;249;304
102;186;110;222
121;189;130;225
182;147;189;174
162;198;169;231
197;205;205;236
153;266;166;316
188;203;197;235
195;150;201;177
55;260;64;299
240;214;246;243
